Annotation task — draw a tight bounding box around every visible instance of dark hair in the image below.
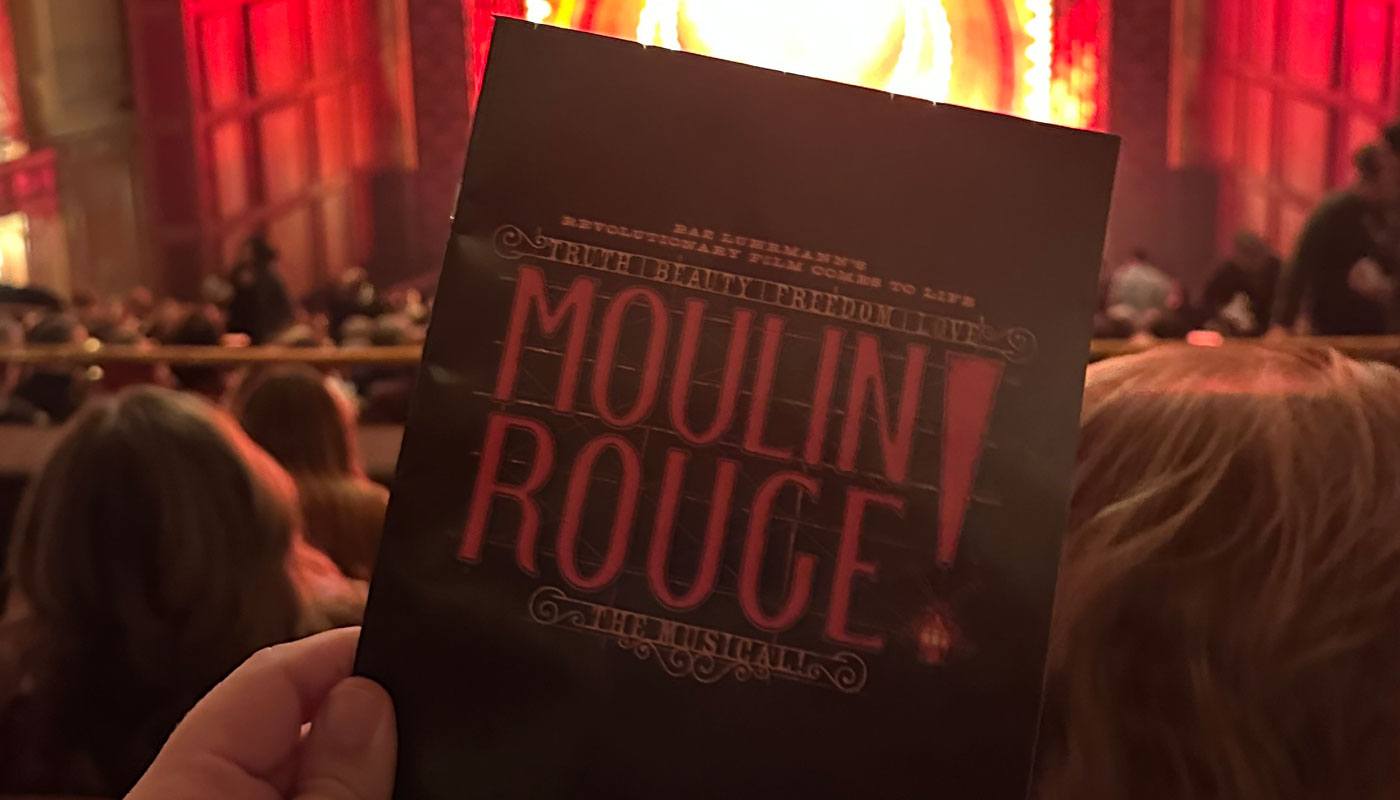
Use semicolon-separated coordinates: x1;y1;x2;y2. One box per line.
1354;143;1385;182
164;306;227;400
0;388;303;794
235;367;386;578
236;365;358;477
25;313;82;346
165;306;222;347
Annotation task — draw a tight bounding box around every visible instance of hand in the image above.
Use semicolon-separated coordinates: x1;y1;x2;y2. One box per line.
128;627;396;800
1348;257;1395;303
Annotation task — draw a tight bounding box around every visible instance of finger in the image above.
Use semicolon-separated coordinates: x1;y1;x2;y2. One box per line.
295;677;397;800
129;627;362;799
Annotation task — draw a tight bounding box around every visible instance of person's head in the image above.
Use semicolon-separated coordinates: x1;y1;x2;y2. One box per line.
1230;230;1273;271
369;314;411;347
22;313;89;389
3;387;303;789
125;286;154;320
236;365;360;478
68;289;95;316
1382;122;1400;195
270;322;327;349
96;326;166;393
164;306;229;401
1042;345;1400;799
142;299;187;342
338;266;369;289
244;235;279;271
340;314;374;346
26;312;85;347
1354;142;1399;202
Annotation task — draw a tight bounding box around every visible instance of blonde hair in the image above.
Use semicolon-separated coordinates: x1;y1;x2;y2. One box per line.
1041;344;1400;799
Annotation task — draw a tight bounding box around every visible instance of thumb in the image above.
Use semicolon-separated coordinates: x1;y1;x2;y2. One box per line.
296;677;397;800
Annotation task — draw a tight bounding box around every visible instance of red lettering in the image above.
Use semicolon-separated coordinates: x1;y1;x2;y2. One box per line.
827;488;901;651
459;413;555;575
592;286;668;427
557;435;640;591
670;301;754;445
802;326;845;465
742;316;794;460
495;266;596;412
838;334;928;483
647;449;738;610
937;354;1004;567
739;472;818;632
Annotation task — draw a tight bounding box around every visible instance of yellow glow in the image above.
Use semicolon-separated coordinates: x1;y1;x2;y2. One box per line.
637;0;682;49
552;0;579;26
886;0;955;103
525;0;554;23
637;0;953;103
1021;0;1054;121
0;212;29;286
625;0;1092;127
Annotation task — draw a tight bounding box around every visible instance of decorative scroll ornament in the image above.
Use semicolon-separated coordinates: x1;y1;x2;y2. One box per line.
529;586;869;694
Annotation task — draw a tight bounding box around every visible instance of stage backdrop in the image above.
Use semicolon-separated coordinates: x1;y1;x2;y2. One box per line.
465;0;1107;131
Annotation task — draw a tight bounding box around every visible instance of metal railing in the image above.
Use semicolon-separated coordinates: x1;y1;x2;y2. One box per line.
0;344;424;367
2;337;1400;367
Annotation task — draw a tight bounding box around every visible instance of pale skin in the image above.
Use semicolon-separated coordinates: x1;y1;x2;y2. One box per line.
127;627;397;800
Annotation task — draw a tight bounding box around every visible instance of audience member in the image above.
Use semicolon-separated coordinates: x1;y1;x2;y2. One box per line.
1040;345;1400;799
0;316;44;425
1103;249;1187;336
11;313;90;424
163;305;232;403
340;313;375;347
0;387;364;797
237;366;389;579
96;325;169;394
0;283;61;315
1380;120;1400;283
68;289;97;324
1272;144;1400;334
354;314;419;424
226;236;295;345
141;297;189;342
124;286;155;323
271;321;332;349
384;287;430;327
318;267;387;343
1200;231;1281;336
1384;119;1400;195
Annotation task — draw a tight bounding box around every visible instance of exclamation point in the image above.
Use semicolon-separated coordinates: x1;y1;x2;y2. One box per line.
936;354;1004;567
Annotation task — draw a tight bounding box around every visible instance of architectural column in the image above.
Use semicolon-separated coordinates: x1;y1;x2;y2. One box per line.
364;0;472;287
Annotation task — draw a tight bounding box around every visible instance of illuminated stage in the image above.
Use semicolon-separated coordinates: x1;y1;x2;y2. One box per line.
468;0;1106;129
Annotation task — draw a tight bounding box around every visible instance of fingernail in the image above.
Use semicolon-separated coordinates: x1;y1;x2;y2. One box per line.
317;677;390;754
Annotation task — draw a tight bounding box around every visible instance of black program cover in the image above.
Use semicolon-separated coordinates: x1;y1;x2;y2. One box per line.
357;18;1118;799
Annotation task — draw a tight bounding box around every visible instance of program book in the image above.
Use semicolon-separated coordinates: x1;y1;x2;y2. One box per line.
357;18;1118;799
